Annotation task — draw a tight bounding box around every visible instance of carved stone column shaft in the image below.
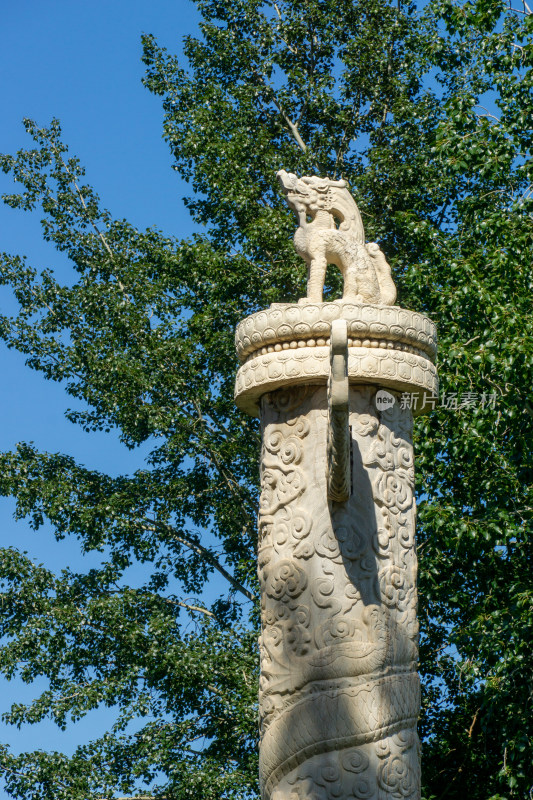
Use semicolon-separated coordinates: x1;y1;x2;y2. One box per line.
258;384;419;800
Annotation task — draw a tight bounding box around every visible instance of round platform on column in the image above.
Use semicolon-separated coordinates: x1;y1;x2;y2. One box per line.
235;302;438;417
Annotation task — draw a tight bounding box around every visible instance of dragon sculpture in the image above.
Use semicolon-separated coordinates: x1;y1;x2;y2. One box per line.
277;170;397;306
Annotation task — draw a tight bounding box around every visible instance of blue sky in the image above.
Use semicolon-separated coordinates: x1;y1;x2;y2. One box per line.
0;0;204;790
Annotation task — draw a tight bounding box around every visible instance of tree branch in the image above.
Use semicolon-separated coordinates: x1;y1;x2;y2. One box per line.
507;0;532;14
52;147;129;298
189;399;253;506
272;2;298;55
142;517;256;602
97;796;167;800
253;72;307;152
174;599;215;617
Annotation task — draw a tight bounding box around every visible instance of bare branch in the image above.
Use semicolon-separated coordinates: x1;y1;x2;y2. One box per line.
174;599;215;617
52;147;129;297
272;2;298;54
97;796;167;800
189;399;251;504
517;184;533;205
253;72;307;152
468;707;480;738
274;99;307;152
475;106;500;122
142;517;256;602
506;0;532;14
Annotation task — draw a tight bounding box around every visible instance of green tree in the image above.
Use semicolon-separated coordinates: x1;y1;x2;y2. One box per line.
0;0;531;798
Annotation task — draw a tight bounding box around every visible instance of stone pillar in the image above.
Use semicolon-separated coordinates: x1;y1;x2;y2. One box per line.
235;302;437;800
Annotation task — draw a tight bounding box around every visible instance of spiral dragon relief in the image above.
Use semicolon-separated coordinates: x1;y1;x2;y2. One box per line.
257;385;420;800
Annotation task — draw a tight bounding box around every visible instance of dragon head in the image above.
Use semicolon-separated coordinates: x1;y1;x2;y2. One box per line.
277;170;352;220
277;170;344;216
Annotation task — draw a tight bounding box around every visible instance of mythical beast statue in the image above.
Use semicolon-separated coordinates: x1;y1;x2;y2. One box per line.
277;170;397;306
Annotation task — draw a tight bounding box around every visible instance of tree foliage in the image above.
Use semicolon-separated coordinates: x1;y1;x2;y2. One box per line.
0;0;532;798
